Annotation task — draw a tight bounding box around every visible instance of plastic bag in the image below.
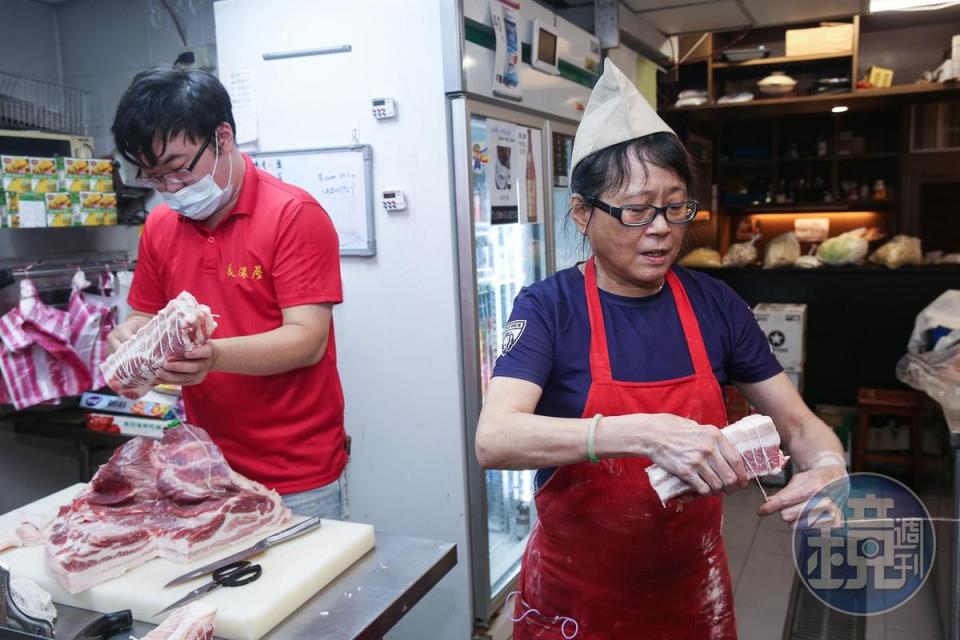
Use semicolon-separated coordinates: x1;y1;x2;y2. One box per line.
896;290;960;409
763;232;800;269
722;235;759;267
816;228;869;265
680;248;722;268
869;235;922;269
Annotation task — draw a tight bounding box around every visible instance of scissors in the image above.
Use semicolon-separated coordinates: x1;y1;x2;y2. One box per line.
153;560;262;618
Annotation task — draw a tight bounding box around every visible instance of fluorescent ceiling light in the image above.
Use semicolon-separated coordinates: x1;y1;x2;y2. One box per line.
871;0;960;11
832;105;849;113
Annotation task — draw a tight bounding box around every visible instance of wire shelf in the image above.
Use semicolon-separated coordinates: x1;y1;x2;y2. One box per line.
0;71;90;136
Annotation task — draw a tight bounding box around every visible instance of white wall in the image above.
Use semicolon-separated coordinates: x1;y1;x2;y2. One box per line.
0;0;61;83
215;1;471;638
57;0;217;154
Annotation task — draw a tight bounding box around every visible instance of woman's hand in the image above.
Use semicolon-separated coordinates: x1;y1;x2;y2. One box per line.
643;414;751;496
758;462;848;523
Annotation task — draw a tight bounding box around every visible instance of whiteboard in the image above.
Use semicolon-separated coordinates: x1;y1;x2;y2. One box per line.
251;145;375;256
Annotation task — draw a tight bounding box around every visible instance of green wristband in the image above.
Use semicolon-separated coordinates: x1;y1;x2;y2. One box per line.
587;414;603;464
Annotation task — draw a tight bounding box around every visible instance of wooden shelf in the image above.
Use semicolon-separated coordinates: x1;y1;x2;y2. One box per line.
778;156;832;164
837;151;899;160
712;52;852;69
725;200;896;214
661;82;960;118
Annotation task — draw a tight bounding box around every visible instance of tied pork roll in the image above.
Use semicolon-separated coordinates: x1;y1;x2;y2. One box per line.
646;414;789;505
99;291;217;399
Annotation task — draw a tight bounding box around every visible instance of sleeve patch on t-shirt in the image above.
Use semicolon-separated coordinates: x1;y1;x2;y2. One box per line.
501;320;527;354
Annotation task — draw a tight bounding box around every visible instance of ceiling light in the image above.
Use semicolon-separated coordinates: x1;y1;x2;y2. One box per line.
832;105;849;113
870;0;960;12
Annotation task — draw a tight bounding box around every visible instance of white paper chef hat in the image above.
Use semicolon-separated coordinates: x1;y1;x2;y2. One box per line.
570;58;675;175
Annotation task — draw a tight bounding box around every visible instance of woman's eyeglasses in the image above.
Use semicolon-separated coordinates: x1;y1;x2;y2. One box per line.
580;194;699;227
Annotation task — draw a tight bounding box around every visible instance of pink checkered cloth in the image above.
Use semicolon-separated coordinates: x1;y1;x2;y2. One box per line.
0;280;92;409
67;270;115;390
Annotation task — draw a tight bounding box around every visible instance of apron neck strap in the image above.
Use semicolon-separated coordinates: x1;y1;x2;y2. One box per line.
583;257;714;380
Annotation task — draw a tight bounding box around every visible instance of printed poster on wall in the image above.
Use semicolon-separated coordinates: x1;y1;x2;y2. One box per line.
226;69;259;145
490;0;522;101
517;128;544;225
487;118;519;224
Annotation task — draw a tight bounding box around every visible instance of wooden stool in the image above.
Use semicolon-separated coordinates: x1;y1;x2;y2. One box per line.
854;387;924;484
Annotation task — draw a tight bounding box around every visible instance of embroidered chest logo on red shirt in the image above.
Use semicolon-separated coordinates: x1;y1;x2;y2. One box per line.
226;263;265;280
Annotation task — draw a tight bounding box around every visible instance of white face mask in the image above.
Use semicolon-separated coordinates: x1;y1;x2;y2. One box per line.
161;142;234;221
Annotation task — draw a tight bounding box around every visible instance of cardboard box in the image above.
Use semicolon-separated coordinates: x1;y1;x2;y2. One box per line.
89;158;114;192
86;412;167;438
754;303;807;371
80;392;179;420
2;191;19;228
16;191;47;228
1;155;31;192
786;23;853;57
44;192;78;227
79;191;110;227
58;157;91;192
100;192;117;225
865;65;894;88
29;157;58;192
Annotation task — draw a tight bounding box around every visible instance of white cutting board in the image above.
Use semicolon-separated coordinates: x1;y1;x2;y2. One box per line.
0;484;375;640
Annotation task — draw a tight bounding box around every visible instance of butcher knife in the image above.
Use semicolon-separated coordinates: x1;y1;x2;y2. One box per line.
164;516;322;587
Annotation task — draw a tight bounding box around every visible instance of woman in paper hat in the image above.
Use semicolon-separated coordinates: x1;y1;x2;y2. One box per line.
476;60;846;638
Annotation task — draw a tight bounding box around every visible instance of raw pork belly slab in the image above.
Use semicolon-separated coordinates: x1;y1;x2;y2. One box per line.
0;510;50;551
46;425;290;594
646;414;789;505
100;291;217;399
136;602;217;640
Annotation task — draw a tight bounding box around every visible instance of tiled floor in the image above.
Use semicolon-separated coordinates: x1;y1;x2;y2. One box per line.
723;484;945;640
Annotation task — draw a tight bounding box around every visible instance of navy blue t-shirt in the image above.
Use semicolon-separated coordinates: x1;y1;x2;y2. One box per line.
492;264;782;488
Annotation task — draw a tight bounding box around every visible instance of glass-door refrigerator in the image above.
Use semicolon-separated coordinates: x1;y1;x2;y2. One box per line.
451;96;578;625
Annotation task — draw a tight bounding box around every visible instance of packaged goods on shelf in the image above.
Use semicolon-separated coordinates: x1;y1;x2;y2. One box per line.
29;157;58;193
44;192;79;227
785;23;854;57
1;155;31;192
58;157;91;192
16;192;46;228
85;412;167;438
817;228;869;265
89;159;114;192
763;231;800;269
1;191;18;228
79;191;116;226
680;247;722;268
723;235;759;267
869;235;922;269
80;392;180;420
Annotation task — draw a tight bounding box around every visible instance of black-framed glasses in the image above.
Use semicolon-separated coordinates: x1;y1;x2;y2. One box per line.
580;193;699;227
135;137;212;189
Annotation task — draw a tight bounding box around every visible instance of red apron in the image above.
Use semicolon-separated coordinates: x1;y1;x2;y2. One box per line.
512;257;736;640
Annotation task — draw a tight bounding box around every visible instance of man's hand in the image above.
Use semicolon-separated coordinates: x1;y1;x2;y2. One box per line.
106;314;152;354
757;463;847;523
155;342;219;386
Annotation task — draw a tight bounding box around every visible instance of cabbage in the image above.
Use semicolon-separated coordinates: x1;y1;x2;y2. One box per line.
817;228;869;265
763;232;800;269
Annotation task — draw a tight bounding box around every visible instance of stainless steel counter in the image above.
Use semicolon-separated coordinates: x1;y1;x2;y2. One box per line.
48;534;457;640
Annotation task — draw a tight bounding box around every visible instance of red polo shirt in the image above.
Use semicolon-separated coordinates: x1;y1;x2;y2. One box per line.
128;154;346;494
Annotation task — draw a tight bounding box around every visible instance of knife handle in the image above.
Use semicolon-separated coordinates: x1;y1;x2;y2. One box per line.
264;515;322;547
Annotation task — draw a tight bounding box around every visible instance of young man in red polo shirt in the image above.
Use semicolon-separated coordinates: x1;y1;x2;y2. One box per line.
107;68;346;518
